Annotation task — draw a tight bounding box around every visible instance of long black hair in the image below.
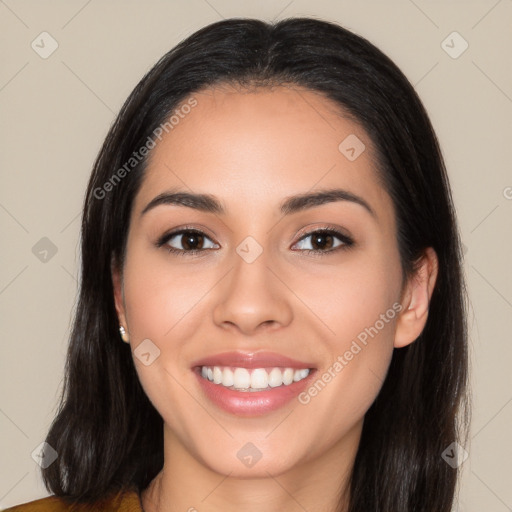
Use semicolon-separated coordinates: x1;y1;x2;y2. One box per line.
42;17;470;512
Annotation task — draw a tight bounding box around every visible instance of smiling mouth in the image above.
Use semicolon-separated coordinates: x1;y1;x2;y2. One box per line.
198;365;312;392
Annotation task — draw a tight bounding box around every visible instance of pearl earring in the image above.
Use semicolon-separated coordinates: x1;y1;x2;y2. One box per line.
119;325;130;343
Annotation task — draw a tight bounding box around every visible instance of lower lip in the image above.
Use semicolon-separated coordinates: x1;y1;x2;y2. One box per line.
194;368;316;417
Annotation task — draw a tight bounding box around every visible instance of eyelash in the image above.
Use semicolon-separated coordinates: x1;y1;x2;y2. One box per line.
156;225;355;258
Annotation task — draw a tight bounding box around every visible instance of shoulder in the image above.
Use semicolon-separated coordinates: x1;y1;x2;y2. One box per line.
3;495;74;512
3;488;143;512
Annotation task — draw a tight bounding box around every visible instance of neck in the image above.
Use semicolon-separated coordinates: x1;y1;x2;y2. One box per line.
141;421;362;512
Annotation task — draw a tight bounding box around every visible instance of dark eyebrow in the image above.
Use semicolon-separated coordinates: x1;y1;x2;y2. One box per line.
140;187;376;219
280;188;376;218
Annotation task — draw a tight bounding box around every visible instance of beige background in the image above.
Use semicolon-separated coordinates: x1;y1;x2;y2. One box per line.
1;1;511;510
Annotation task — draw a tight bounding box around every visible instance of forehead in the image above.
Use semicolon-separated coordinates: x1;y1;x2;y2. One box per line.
133;85;393;222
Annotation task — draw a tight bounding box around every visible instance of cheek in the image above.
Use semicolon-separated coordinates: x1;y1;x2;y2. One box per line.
119;249;206;429
300;245;402;345
122;245;208;344
294;249;402;420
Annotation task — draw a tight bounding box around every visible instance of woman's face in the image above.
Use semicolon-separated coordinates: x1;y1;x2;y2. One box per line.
113;85;421;478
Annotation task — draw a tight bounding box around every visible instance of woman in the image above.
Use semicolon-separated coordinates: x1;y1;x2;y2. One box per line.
6;16;470;512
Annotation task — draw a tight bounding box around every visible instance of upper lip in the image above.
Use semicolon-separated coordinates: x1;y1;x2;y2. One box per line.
191;351;315;369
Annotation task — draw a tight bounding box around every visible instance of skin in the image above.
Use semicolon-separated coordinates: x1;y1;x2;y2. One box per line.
112;84;438;512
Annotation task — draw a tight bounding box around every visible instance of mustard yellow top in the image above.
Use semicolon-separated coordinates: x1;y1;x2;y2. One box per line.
3;488;144;512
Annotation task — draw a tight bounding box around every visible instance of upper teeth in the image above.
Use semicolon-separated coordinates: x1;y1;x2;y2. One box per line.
200;366;310;391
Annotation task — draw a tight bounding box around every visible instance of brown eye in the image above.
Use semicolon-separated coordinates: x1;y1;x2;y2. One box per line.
310;232;335;250
178;232;205;250
293;229;354;254
159;229;219;255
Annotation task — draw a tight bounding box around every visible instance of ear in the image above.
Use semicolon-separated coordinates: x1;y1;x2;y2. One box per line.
111;256;128;330
394;247;438;348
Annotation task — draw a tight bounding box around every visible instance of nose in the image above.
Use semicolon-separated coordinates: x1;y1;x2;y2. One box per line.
212;249;293;336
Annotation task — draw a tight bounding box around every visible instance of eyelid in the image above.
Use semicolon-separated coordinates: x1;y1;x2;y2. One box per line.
156;225;216;246
291;225;354;252
294;223;353;242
